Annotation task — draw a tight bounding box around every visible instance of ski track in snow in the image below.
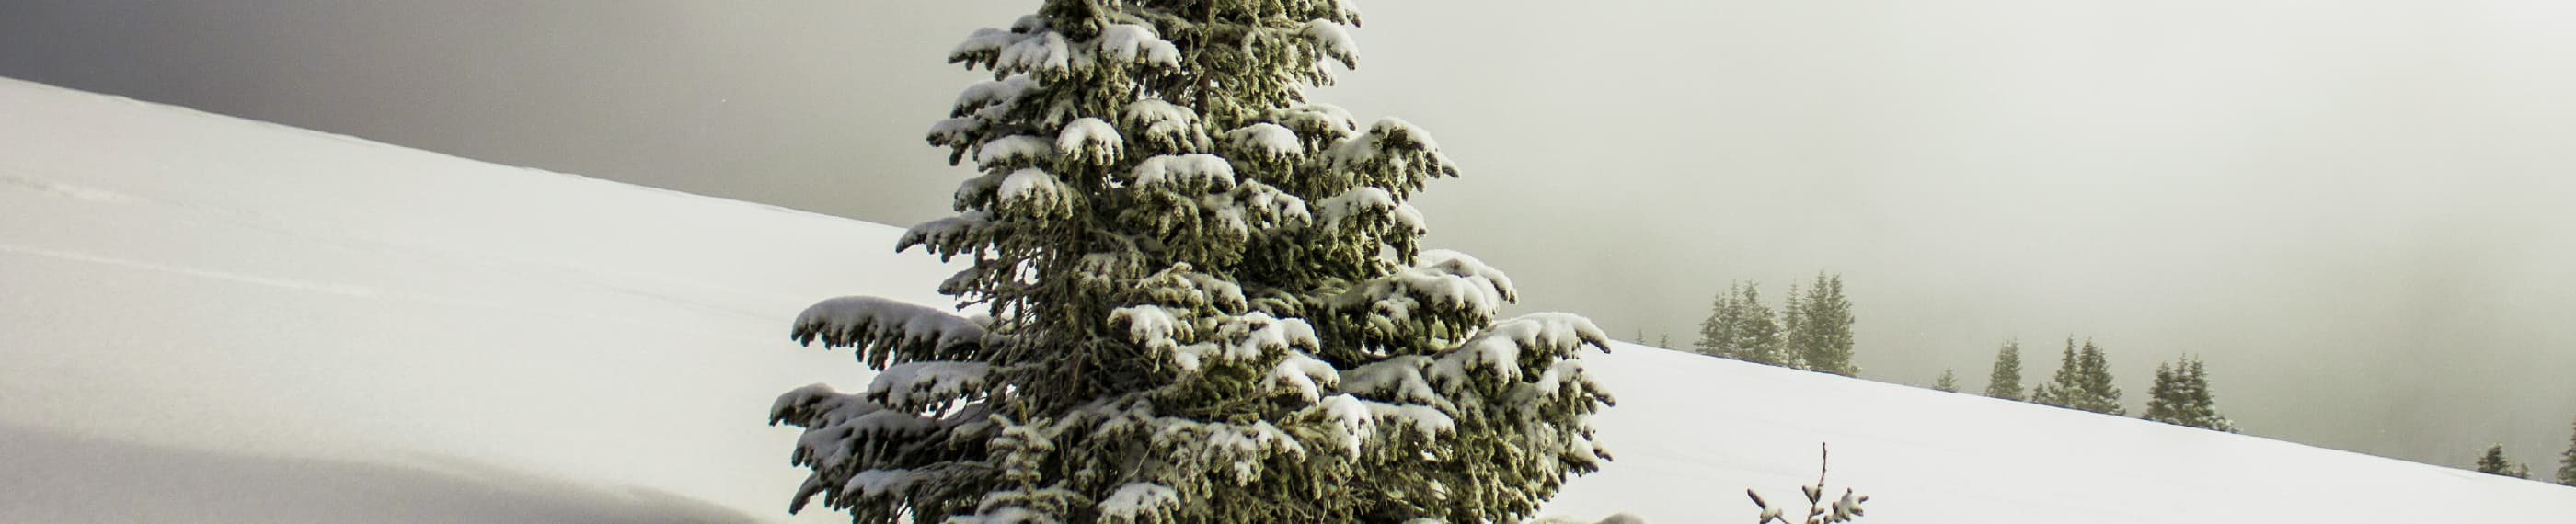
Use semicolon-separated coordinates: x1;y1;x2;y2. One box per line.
0;165;793;332
0;242;382;298
0;239;780;341
0;174;143;204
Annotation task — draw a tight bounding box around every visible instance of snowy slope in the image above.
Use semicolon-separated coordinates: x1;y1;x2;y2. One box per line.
1;76;2570;523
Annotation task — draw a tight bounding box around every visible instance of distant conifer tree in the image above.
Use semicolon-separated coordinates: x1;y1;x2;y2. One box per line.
1780;282;1808;369
1785;273;1857;376
1983;339;2024;401
2558;419;2576;486
1736;285;1788;365
1694;284;1740;357
1699;282;1787;365
2073;340;2122;415
2475;443;2528;479
2034;337;2122;415
2030;339;2076;408
1932;369;1959;393
2143;356;2235;432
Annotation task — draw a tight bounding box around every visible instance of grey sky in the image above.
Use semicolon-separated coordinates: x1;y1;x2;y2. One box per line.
6;0;2572;471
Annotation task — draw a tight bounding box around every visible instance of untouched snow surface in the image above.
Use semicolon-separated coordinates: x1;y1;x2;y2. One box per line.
2;76;2570;522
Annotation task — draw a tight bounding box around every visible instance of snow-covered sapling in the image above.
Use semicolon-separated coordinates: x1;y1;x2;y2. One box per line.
1747;443;1869;524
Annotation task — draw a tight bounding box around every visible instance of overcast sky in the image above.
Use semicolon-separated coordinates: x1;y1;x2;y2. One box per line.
6;0;2573;470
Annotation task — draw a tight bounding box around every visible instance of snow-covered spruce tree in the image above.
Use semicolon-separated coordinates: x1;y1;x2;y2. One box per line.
2141;356;2234;432
2475;444;2527;479
767;3;1616;523
1930;369;1957;393
1783;273;1856;376
1982;339;2023;401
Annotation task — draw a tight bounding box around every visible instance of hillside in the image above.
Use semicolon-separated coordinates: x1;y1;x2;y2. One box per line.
1;76;2569;522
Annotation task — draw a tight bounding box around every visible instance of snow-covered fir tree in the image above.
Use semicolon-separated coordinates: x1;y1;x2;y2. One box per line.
2558;417;2576;486
2026;342;2073;408
1691;284;1735;357
2141;356;2234;432
1983;339;2023;401
1778;283;1806;367
2031;337;2121;416
1931;369;1958;393
766;3;1615;522
1696;282;1786;366
1735;285;1788;366
2475;444;2527;479
2142;359;2182;420
2072;340;2122;416
1782;273;1857;376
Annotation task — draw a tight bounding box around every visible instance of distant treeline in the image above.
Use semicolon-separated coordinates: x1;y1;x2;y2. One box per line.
1687;272;1859;377
1643;274;2576;484
1973;338;2234;432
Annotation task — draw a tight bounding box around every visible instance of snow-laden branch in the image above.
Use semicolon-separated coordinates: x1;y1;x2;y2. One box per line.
1224;122;1304;161
1326;117;1459;197
1314;186;1425;234
1430;313;1609;387
1098;24;1182;68
791;296;989;369
1332;250;1518;347
898;211;991;262
1302;19;1360;69
997;168;1074;219
1057;118;1123;165
1121;98;1206;151
975;135;1054;171
1271;103;1360;140
1130;154;1236;192
867;361;996;413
